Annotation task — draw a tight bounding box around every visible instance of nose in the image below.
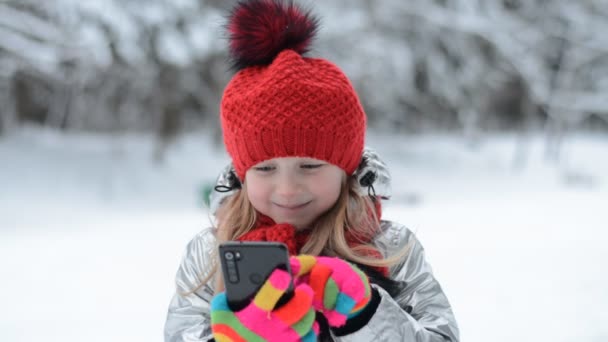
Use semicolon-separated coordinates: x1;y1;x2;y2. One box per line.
274;171;302;199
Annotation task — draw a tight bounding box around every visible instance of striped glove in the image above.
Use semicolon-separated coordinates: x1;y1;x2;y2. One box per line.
211;268;319;342
290;256;372;328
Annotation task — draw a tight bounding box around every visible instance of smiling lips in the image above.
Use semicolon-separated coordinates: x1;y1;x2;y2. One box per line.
274;201;311;210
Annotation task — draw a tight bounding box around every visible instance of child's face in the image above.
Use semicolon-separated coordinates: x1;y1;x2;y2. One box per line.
245;157;344;230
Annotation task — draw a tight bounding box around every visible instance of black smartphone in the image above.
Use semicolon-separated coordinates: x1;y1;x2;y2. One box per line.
218;241;294;311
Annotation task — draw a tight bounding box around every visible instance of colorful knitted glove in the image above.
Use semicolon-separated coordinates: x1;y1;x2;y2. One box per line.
211;268;319;342
290;255;372;328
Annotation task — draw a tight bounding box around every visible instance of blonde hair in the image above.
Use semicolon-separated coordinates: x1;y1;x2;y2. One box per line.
185;175;409;295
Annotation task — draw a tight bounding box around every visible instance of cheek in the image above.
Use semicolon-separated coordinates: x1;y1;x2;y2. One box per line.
313;177;342;207
245;181;268;210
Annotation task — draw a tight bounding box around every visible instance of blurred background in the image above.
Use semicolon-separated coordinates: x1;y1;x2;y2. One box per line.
1;0;607;341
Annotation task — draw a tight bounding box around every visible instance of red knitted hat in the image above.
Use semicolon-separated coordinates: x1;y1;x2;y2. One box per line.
221;0;366;180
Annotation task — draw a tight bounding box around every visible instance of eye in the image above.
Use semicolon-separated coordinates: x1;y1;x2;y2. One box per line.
253;166;275;172
301;164;324;169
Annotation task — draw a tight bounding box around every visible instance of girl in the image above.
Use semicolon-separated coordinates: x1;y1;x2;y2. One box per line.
164;0;459;341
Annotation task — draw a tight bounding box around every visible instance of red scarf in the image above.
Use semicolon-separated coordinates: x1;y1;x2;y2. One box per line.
237;199;389;276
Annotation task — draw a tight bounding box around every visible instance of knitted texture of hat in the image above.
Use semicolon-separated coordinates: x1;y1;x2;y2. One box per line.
221;0;366;180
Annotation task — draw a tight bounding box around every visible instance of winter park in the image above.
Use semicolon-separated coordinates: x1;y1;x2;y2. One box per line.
1;1;608;342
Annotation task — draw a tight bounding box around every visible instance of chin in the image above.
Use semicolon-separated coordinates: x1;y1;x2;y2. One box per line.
291;223;309;231
275;218;308;231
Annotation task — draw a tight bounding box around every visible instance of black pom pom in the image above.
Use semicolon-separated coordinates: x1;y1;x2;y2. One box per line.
226;0;319;71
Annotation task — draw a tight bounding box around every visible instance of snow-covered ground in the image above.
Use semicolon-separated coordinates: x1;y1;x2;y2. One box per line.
1;127;607;342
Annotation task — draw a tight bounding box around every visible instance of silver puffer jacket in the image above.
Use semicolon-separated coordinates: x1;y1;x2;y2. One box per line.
164;148;460;341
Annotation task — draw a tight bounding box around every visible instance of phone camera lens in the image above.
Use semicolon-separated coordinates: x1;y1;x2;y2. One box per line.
225;252;234;260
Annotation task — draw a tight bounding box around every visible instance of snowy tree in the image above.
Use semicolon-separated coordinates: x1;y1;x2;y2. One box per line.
1;0;607;147
1;0;230;146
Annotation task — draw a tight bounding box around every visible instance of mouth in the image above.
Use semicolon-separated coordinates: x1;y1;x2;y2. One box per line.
274;201;311;210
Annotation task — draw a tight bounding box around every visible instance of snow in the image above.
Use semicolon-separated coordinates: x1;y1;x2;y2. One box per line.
1;127;607;341
157;28;192;67
0;3;64;43
0;27;61;71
